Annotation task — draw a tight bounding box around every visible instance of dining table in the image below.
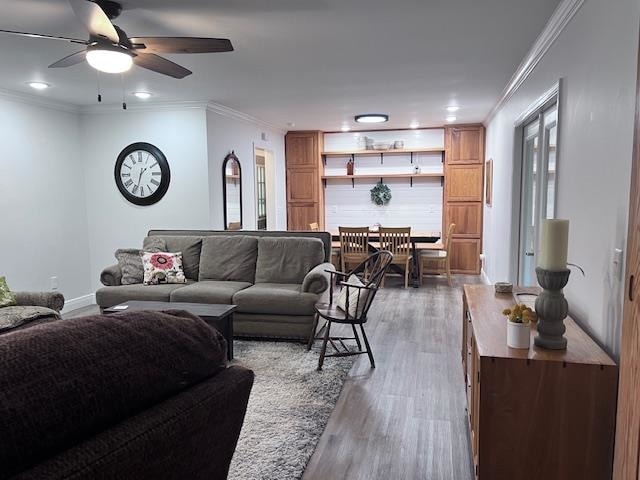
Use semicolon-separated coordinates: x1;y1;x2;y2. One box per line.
330;228;442;288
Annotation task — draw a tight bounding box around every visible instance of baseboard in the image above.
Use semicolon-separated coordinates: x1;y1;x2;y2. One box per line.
62;293;96;313
480;269;492;285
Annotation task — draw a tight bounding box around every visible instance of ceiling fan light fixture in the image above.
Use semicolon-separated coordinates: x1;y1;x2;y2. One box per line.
355;114;389;124
27;81;50;90
133;91;152;99
86;45;133;74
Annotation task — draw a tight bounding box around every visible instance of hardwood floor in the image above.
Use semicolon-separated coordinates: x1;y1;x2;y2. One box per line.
64;274;480;480
303;275;479;480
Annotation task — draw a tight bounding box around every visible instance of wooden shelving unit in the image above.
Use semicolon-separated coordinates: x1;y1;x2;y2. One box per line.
322;148;445;156
321;172;443;187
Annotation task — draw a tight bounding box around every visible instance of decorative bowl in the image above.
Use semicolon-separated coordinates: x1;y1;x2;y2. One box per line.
373;143;391;151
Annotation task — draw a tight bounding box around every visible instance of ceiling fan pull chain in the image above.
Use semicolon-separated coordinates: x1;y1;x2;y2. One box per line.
96;71;102;103
120;73;127;110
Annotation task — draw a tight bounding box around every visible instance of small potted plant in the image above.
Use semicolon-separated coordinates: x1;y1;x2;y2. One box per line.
502;304;537;349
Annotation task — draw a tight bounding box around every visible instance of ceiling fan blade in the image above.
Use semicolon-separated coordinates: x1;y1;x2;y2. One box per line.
129;37;233;54
68;0;119;43
0;29;88;44
133;53;192;79
49;50;87;68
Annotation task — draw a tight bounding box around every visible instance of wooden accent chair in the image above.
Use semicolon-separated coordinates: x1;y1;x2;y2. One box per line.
308;222;319;231
339;227;370;274
308;251;393;370
379;227;413;288
227;222;242;230
419;223;456;286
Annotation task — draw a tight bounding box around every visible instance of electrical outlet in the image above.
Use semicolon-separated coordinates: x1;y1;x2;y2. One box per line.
50;275;58;291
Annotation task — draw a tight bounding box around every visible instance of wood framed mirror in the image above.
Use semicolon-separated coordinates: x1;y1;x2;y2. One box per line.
222;151;242;230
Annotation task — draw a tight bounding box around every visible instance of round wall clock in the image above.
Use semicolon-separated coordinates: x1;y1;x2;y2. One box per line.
114;142;170;206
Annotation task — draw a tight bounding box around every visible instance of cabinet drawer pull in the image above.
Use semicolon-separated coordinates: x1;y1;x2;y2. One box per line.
629;274;635;302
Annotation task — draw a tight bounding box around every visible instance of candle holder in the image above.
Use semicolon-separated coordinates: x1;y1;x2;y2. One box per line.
534;267;571;350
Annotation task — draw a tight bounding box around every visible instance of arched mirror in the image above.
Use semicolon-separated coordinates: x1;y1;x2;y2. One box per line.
222;151;242;230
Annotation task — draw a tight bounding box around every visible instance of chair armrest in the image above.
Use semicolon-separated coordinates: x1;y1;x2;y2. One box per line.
13;291;65;313
302;262;335;294
101;264;122;286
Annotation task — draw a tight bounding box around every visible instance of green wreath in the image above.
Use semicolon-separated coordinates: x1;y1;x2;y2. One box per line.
370;181;392;206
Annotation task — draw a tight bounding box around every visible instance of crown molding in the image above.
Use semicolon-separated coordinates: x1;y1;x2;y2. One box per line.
206;101;286;134
79;100;209;114
0;87;79;113
485;0;584;124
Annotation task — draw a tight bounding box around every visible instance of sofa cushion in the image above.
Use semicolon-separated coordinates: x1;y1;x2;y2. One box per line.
170;281;252;305
145;236;202;281
0;309;227;479
199;236;258;283
255;237;325;284
232;283;319;316
95;282;193;308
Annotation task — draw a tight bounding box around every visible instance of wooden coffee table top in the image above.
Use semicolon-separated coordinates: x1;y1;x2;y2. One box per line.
104;300;236;319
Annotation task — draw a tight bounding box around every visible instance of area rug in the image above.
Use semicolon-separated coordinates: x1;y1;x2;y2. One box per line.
228;339;356;480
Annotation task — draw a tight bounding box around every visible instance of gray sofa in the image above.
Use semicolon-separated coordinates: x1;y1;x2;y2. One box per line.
0;291;65;335
97;230;334;340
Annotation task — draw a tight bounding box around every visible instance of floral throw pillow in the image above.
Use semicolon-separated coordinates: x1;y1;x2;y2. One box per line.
141;252;187;285
0;277;17;308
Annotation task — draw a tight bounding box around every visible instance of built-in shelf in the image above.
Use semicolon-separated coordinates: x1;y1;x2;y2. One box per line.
322;148;445;156
321;172;444;188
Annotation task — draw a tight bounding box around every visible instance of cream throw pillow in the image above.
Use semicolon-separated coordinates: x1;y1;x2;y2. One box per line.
337;274;370;318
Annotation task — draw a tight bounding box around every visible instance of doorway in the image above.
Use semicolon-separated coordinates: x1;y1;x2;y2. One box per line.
515;89;559;286
254;147;276;230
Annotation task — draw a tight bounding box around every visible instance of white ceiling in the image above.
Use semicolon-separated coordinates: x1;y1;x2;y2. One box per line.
0;0;560;130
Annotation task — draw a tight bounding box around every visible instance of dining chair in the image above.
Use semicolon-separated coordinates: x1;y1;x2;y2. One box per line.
228;222;242;230
309;222;319;231
307;251;393;370
419;223;456;286
378;227;413;288
339;226;370;274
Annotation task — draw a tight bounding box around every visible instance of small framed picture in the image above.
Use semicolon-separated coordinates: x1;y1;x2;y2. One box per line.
485;159;493;206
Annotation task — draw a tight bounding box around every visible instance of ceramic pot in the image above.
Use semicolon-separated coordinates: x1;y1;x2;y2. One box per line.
507;321;530;349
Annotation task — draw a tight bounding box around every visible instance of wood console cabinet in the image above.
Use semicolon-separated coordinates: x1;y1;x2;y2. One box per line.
285;131;324;230
462;285;618;480
445;126;484;273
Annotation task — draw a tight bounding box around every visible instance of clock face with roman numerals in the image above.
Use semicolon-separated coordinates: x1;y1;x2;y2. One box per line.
114;142;170;206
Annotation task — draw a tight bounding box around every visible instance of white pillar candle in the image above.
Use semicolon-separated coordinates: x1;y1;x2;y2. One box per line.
538;219;569;271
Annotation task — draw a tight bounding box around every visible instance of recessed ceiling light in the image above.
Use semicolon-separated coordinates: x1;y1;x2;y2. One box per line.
446;115;457;123
27;82;50;90
133;91;152;100
409;121;419;129
446;106;460;113
341;124;351;132
355;114;389;124
286;122;296;128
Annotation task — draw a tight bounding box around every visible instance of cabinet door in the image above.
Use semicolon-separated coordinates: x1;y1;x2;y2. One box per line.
287;203;319;231
446;202;483;237
446;165;484;202
448;127;484;164
450;238;481;274
285;133;318;167
287;169;318;203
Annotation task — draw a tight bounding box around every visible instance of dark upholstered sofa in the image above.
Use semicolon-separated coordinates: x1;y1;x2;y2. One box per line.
0;309;254;480
96;230;335;340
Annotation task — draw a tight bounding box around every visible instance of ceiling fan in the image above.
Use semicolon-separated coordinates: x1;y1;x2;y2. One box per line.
0;0;233;79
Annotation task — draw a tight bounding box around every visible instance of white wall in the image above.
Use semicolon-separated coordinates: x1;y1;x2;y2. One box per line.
80;107;210;292
0;95;92;304
484;0;639;356
206;109;286;230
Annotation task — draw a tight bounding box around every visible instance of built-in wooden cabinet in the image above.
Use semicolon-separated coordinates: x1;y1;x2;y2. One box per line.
285;131;324;230
445;125;484;273
463;285;618;480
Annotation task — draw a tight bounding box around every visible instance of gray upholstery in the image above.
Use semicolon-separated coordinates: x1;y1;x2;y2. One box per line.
14;291;65;313
302;262;335;294
145;236;203;280
255;237;325;284
101;264;122;287
198;236;258;283
232;283;319;316
96;283;193;308
170;281;252;305
148;229;332;262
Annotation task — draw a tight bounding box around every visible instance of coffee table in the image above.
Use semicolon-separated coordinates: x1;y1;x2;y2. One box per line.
103;301;236;360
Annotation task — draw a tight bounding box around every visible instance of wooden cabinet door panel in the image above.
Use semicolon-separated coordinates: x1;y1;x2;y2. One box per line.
446;202;482;237
285;133;317;167
287;169;318;203
446;165;484;202
287;203;319;231
450;238;481;274
449;127;483;164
